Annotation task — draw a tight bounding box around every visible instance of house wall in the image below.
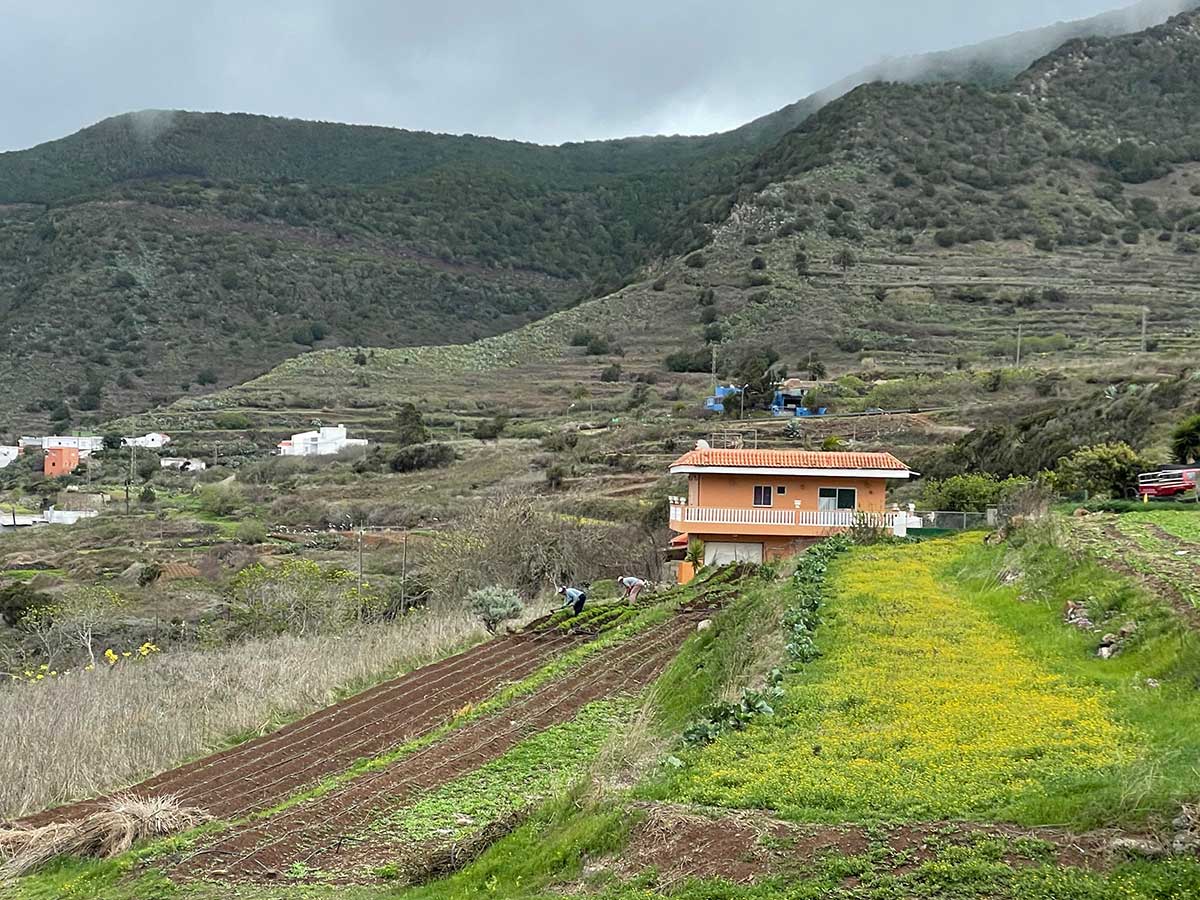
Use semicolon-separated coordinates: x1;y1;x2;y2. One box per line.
44;447;80;477
688;473;889;512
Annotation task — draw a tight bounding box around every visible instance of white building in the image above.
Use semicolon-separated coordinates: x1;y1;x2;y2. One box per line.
0;446;19;469
124;432;172;449
160;457;207;472
277;424;368;457
22;435;105;457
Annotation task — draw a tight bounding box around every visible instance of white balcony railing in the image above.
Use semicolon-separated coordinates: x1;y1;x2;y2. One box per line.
668;501;902;532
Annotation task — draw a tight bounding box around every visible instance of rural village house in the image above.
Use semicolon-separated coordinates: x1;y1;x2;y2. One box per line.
667;444;914;579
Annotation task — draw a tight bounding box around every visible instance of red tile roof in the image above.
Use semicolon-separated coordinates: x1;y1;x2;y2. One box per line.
669;448;910;470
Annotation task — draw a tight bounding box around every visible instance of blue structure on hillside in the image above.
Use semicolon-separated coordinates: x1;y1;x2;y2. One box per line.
705;384;743;414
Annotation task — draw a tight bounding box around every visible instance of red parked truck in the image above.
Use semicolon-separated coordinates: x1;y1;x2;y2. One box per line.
1137;466;1200;499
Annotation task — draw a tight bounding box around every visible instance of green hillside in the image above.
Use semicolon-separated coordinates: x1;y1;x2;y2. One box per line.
0;1;1196;436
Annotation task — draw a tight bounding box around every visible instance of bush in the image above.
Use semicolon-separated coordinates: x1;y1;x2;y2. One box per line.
750;256;767;270
0;583;52;627
684;253;707;268
467;586;524;634
137;562;164;587
213;411;251;430
585;335;611;356
197;484;242;517
664;348;712;373
235;520;268;544
138;485;157;505
569;330;596;348
389;442;455;473
473;417;506;442
1051;442;1148;499
599;363;622;383
919;473;1027;512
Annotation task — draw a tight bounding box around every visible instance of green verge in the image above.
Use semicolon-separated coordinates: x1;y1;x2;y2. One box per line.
954;523;1200;828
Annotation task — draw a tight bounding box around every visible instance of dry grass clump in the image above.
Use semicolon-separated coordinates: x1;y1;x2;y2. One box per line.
0;795;209;879
0;609;484;820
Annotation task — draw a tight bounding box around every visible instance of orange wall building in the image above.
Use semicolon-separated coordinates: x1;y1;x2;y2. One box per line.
44;446;80;478
668;446;913;572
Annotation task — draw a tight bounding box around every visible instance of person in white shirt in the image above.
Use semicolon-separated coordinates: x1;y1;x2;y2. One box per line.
618;575;646;603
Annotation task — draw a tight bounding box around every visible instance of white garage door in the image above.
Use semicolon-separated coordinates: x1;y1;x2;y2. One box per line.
704;542;764;566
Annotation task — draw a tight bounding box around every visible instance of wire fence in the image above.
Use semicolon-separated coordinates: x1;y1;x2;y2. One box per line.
910;510;994;531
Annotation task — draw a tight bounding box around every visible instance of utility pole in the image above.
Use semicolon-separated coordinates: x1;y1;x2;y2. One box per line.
1141;307;1149;353
710;344;718;393
125;445;134;515
1015;324;1023;367
400;532;409;615
357;522;364;600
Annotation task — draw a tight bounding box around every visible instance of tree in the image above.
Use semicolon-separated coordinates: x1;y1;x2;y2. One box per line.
1171;415;1200;464
57;587;126;668
833;249;857;272
393;403;428;447
102;433;123;451
731;345;781;410
808;359;827;380
196;367;218;386
389;442;455;473
467;586;524;635
919;473;1026;512
139;484;157;504
1052;442;1148;499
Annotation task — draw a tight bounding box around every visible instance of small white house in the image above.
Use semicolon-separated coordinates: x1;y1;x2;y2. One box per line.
160;457;207;472
124;432;172;449
32;435;104;457
0;446;19;469
277;424;368;457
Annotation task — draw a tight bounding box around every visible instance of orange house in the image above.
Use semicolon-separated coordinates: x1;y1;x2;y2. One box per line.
668;446;914;571
44;446;80;478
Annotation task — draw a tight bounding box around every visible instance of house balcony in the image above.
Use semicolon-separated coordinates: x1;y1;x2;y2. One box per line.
667;498;905;537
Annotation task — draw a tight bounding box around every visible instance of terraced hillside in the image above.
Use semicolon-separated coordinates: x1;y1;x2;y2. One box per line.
2;3;1198;431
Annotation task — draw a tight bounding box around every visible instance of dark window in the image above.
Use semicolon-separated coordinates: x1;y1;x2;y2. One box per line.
776;485;787;495
818;487;857;510
753;485;773;507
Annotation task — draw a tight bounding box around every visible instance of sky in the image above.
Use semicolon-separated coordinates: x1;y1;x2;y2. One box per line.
0;0;1185;151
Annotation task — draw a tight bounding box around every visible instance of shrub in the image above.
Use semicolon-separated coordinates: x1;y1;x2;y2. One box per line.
1051;442;1149;499
138;485;157;504
665;349;711;373
0;584;51;627
919;473;1027;512
137;562;164;587
213;411;251;430
684;253;707;269
569;330;596;348
467;586;524;634
599;363;622;383
196;367;218;386
473;417;506;442
585;335;611;356
197;484;242;517
750;256;767;270
389;442;455;473
235;520;268;545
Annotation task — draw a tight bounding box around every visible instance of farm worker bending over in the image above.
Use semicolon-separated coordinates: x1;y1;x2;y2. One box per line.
556;585;587;615
618;575;646;603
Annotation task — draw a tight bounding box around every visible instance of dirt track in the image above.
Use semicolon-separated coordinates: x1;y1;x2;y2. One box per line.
16;628;589;829
175;608;713;881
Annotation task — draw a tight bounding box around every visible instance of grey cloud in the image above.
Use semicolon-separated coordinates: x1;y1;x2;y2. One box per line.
0;0;1190;151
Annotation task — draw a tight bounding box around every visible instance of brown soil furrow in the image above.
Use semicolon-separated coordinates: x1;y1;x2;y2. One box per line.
15;629;586;828
181;632;585;819
178;612;704;881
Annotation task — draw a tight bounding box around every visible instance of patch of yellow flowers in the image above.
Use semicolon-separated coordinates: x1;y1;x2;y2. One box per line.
674;535;1132;820
8;642;161;684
